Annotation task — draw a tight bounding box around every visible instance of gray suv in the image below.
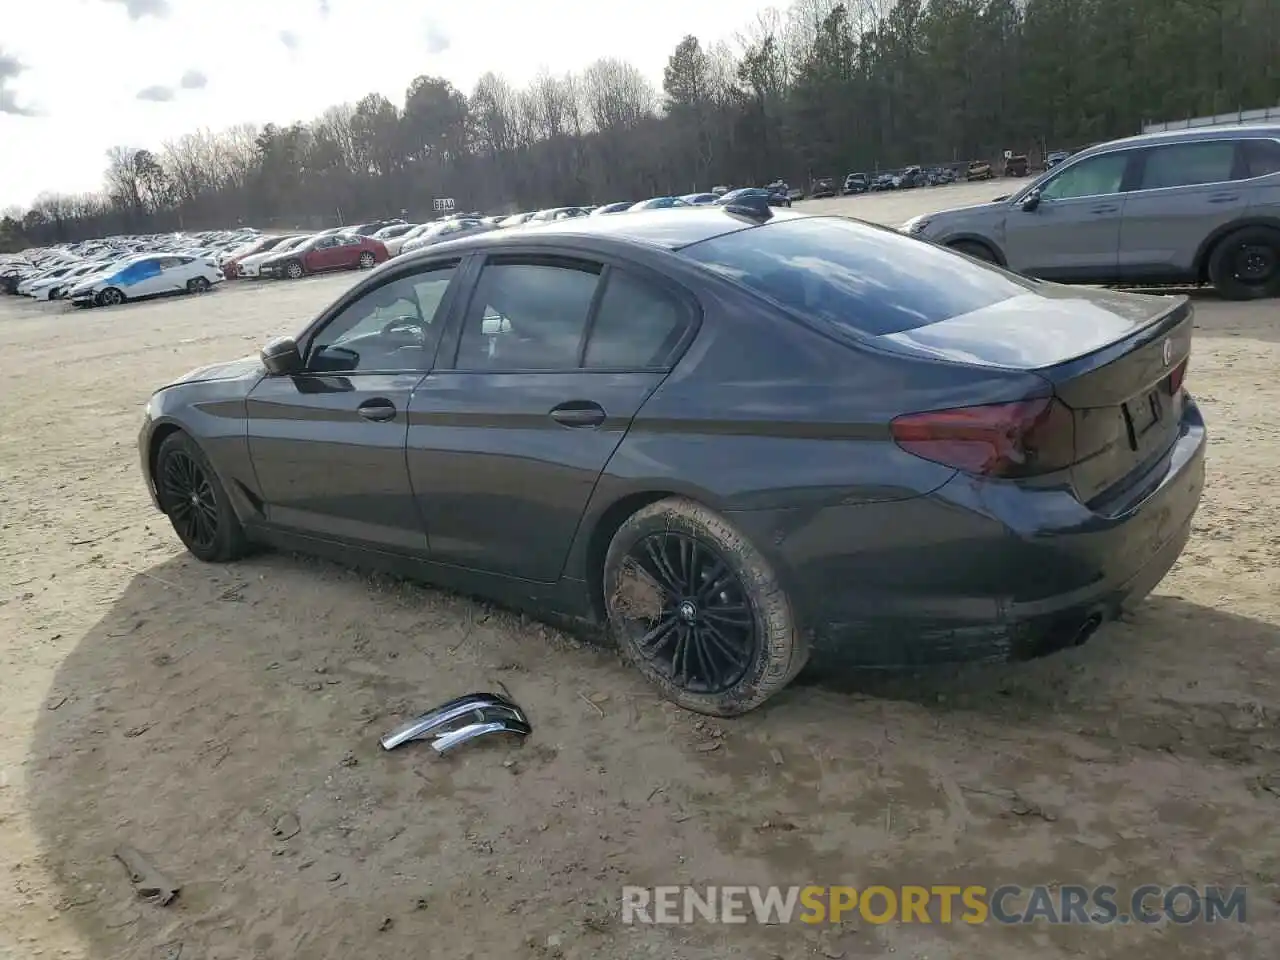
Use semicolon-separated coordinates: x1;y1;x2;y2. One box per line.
903;125;1280;299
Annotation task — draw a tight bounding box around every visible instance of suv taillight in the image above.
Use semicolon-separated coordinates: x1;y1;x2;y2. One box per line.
890;397;1076;478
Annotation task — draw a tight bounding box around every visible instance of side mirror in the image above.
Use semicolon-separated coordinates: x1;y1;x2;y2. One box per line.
1020;190;1042;212
261;336;303;376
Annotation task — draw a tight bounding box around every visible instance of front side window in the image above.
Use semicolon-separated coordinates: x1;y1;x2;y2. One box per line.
455;259;601;371
1139;140;1237;190
308;264;458;373
1040;152;1130;200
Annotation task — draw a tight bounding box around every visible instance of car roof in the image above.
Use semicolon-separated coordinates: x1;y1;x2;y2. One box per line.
1080;123;1280;155
399;206;812;259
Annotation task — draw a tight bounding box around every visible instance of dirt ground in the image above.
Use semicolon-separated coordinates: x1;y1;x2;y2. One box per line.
1;183;1277;960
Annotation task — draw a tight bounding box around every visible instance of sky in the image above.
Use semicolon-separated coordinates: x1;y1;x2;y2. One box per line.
0;0;782;210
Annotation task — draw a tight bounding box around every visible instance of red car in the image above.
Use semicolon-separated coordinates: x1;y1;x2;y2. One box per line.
257;234;389;279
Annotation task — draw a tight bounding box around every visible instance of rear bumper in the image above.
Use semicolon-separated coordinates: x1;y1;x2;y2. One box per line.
734;398;1207;668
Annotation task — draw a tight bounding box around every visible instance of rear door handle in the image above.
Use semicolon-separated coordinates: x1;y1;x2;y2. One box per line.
549;401;606;428
1090;205;1119;214
357;398;397;422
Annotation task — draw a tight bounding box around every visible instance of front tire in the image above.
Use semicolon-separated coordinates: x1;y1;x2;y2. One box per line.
285;261;304;280
155;431;249;563
187;276;211;294
1208;226;1280;300
950;239;999;264
603;497;808;717
98;287;125;307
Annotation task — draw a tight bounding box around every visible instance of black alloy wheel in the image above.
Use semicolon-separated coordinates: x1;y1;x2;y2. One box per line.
161;448;220;553
604;496;808;716
620;531;757;694
154;432;249;562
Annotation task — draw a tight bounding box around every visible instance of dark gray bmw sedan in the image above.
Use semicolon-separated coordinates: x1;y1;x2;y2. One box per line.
138;206;1206;716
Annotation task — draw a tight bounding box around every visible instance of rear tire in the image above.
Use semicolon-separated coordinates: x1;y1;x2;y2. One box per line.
358;251;376;268
154;431;249;563
1208;226;1280;300
603;497;808;717
950;239;999;264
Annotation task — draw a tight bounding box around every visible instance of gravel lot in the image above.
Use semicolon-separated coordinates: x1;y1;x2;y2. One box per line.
2;183;1277;960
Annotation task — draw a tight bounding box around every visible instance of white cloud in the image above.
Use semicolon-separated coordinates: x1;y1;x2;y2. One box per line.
0;0;776;208
136;84;175;102
179;69;207;89
103;0;171;20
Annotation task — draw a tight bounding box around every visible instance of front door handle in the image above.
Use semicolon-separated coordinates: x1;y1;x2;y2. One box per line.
1090;205;1119;214
1208;194;1239;204
549;401;606;428
357;398;397;422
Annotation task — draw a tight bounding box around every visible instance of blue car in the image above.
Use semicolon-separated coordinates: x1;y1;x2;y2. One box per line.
716;187;792;209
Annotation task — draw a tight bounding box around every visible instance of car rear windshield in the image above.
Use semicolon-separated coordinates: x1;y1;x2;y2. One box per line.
679;216;1034;336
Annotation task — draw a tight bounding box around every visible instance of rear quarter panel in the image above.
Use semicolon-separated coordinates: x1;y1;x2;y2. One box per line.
564;278;1050;599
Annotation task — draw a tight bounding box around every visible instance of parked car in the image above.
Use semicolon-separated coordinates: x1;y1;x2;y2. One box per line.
681;193;721;206
899;166;925;189
371;223;419;242
966;160;994;181
842;173;869;194
591;202;635;216
1003;154;1030;177
870;172;899;191
810;178;837;198
629;197;691;211
716;187;791;209
711;185;730;196
399;218;494;255
69;254;222;307
136;206;1206;718
258;234;388;279
902;125;1280;299
497;212;535;228
236;235;311;278
1046;150;1072;168
222;235;293;278
383;224;437;256
529;207;592;223
26;259;120;300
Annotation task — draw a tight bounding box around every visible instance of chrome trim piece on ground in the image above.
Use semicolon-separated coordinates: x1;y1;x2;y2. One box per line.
380;692;532;754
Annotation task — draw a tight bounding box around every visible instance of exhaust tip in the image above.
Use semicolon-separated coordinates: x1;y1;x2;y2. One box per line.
1073;614;1103;647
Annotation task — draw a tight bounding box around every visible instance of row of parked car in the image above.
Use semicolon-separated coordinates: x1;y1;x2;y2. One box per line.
0;229;251;306
224;186;802;282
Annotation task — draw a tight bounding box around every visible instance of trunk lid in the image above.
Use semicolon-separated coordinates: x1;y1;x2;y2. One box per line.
880;286;1193;505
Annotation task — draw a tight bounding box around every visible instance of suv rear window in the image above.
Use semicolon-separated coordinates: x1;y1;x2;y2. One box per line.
679;216;1035;336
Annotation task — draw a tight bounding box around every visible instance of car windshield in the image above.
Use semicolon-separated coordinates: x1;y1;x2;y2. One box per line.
680;216;1035;336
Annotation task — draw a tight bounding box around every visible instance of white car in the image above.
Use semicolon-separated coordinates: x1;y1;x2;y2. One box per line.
26;260;121;300
399;219;494;256
16;261;83;297
237;235;312;277
383;223;438;257
68;254;223;307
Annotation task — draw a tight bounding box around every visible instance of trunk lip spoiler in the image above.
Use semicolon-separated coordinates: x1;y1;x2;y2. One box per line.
1031;295;1193;377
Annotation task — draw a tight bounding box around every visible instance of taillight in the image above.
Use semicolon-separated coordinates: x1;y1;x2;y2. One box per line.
890;397;1076;477
1167;357;1188;394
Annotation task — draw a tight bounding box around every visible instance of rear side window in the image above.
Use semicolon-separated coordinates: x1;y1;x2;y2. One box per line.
1139;140;1236;189
1242;138;1280;178
584;270;685;368
680;217;1034;336
455;259;601;370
